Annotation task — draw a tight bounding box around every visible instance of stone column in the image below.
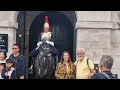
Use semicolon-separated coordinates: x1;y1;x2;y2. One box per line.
111;11;120;78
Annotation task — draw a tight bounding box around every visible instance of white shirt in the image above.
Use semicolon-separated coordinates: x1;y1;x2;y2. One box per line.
8;68;14;77
41;32;52;41
0;73;3;79
0;60;6;64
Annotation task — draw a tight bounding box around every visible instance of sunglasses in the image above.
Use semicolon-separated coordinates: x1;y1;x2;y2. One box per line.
12;48;18;49
77;53;84;55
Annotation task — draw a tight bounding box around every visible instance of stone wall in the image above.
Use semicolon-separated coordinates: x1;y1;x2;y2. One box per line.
76;11;120;78
0;11;17;58
76;28;111;63
111;30;120;77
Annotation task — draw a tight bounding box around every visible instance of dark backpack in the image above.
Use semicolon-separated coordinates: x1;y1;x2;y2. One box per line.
100;72;118;79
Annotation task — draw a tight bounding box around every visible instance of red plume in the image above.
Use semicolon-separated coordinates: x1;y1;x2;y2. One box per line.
44;16;49;23
43;16;50;32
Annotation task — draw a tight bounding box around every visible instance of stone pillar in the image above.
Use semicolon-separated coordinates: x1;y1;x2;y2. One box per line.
110;11;120;78
111;30;120;77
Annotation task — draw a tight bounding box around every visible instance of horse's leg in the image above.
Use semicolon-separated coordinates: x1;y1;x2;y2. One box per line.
47;56;55;79
52;60;56;79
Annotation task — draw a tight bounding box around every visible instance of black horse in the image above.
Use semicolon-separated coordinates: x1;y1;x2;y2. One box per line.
29;41;59;79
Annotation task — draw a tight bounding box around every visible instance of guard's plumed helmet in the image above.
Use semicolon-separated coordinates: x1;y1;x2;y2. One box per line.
41;16;52;41
43;16;50;31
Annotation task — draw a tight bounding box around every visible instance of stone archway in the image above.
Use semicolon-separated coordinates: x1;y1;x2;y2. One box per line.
16;11;77;59
29;11;76;60
16;11;77;78
14;11;77;79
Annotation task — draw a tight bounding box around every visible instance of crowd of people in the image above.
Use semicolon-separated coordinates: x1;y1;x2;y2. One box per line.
0;16;118;79
54;48;117;79
0;44;26;79
0;46;117;79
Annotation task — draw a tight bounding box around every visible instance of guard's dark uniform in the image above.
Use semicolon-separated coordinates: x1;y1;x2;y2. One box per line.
29;44;59;57
29;16;59;79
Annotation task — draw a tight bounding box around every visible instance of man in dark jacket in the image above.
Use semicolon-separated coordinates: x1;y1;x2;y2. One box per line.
90;55;117;79
9;44;26;79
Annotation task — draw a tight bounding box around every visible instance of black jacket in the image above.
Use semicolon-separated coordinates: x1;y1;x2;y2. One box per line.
29;44;59;58
90;71;115;79
9;54;26;79
1;67;15;79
